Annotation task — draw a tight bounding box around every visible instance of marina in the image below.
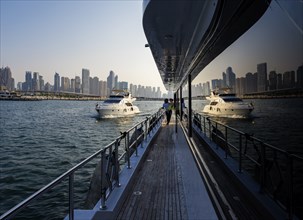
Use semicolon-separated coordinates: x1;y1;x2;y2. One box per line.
0;98;302;219
1;0;302;219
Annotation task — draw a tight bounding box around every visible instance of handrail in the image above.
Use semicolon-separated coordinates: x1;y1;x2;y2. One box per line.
0;110;164;220
190;111;303;219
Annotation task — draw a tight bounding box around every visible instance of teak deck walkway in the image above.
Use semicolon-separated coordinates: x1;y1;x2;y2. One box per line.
117;121;217;220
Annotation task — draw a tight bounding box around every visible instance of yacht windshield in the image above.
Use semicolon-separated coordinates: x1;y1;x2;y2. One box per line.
222;98;243;102
104;99;121;104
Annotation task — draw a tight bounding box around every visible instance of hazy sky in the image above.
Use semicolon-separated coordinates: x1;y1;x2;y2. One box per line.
1;1;165;90
1;0;302;92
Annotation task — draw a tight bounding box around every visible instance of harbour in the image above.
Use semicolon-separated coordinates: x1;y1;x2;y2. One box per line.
0;98;302;219
1;0;303;219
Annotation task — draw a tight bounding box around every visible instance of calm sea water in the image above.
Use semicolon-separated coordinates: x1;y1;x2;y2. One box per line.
0;98;302;219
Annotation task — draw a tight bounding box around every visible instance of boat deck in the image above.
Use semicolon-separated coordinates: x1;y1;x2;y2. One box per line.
116;120;217;220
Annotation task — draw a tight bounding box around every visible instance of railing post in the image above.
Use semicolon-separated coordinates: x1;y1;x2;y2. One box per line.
100;150;107;209
115;139;120;187
126;132;131;169
260;143;266;193
203;116;206;135
287;154;294;219
215;122;218;149
145;117;148;140
69;173;74;220
188;74;192;137
135;126;139;156
238;133;242;173
225;126;228;158
208;118;211;140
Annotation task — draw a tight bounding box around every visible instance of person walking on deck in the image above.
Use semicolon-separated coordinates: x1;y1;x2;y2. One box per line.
162;98;172;125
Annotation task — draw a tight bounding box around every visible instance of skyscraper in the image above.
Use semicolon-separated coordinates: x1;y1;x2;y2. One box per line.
268;71;277;90
82;68;90;94
257;63;267;92
226;67;236;91
39;75;44;91
297;65;303;88
99;80;107;97
25;71;32;91
75;76;81;93
222;72;227;87
71;79;75;92
107;70;115;94
92;77;99;95
120;81;128;90
283;71;295;89
54;72;60;92
0;66;14;90
114;75;118;89
245;72;257;93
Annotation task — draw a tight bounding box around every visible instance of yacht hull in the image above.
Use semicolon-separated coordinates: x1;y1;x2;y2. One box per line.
203;104;253;117
96;105;140;117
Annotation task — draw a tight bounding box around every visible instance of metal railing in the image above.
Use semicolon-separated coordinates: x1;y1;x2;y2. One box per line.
0;110;164;220
190;111;303;219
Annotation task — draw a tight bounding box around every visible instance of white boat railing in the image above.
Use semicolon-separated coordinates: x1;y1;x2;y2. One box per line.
0;110;164;220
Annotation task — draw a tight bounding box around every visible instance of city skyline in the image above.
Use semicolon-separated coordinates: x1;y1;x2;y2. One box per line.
2;60;302;99
1;1;302;93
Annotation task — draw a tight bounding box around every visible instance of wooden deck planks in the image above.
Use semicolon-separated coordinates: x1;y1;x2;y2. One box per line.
117;123;188;220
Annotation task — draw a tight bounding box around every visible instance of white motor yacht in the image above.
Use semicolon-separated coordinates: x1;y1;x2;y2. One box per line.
95;90;140;117
203;89;254;117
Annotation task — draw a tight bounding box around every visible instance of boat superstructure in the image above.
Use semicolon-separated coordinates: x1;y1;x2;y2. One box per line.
203;88;254;117
95;90;139;117
142;0;270;91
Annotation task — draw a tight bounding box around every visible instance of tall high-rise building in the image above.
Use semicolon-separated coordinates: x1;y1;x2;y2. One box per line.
202;81;210;96
235;77;245;96
32;72;40;91
297;65;303;88
156;87;161;98
99;80;107;97
245;72;257;93
39;75;44;91
120;81;128;90
114;75;118;89
107;70;115;94
257;62;267;92
89;77;93;94
45;82;52;91
0;66;14;90
277;73;283;89
226;67;236;91
54;72;60;92
222;72;227;87
75;76;81;93
71;79;75;92
283;71;295;89
25;71;32;91
268;71;277;90
61;77;70;91
82;68;90;94
92;77;99;95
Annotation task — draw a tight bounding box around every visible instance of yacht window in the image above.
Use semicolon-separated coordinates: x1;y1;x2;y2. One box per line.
210;102;218;105
222;98;242;102
109;95;124;98
104;99;121;103
125;103;133;106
